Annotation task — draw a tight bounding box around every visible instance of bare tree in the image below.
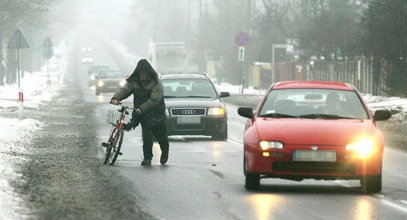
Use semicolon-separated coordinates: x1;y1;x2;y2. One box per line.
0;0;53;85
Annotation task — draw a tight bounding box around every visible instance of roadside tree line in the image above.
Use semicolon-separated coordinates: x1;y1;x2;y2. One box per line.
194;0;407;96
0;0;54;85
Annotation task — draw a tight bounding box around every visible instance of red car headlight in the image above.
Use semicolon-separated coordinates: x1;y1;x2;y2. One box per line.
346;138;375;159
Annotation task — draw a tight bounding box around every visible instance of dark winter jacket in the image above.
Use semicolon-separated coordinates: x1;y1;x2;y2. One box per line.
112;59;166;128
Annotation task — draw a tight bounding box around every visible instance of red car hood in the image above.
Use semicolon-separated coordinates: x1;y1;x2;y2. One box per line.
255;118;374;145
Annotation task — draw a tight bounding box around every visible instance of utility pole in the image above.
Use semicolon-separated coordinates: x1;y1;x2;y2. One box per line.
199;0;202;17
0;3;4;86
272;44;290;83
187;0;191;44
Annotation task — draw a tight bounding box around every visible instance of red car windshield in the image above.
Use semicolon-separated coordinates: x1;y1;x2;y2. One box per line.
259;89;369;119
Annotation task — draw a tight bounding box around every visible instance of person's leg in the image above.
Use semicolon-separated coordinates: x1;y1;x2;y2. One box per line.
141;125;153;165
150;123;169;164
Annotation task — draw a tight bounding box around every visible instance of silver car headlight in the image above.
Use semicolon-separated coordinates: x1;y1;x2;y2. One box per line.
119;80;126;87
259;141;283;150
97;80;104;87
208;107;225;116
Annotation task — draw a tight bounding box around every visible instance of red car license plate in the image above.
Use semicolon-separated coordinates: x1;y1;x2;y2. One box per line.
293;150;336;162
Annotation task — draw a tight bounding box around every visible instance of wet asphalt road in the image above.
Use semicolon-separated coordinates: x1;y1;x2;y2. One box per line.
77;40;407;220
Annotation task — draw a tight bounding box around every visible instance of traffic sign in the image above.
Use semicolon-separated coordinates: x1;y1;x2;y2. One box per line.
42;37;54;59
43;37;53;48
8;29;29;120
8;29;30;49
235;32;250;46
238;46;245;62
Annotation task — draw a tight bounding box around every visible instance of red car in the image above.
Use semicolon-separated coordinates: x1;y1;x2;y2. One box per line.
238;81;391;193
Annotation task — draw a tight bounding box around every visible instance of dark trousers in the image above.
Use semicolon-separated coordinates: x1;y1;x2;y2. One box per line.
141;123;169;160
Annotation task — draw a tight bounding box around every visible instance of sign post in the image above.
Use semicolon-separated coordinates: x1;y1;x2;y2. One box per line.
42;37;54;88
235;31;250;94
8;29;30;120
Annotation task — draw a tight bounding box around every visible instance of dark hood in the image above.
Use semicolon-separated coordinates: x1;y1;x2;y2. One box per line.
126;59;158;83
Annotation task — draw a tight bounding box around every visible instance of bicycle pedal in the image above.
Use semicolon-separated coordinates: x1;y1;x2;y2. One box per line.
118;152;123;155
101;142;110;148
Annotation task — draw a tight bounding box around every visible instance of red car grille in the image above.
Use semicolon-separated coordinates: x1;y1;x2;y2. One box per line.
272;162;355;174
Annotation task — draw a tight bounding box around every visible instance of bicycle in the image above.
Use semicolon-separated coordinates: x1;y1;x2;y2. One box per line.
101;103;134;165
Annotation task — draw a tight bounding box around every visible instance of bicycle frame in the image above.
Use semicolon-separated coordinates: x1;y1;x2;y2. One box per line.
103;104;134;165
110;106;132;141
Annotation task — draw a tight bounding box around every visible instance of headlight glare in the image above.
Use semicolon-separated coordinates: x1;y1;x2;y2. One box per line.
119;80;126;87
90;75;95;80
208;107;225;116
346;138;375;158
98;80;104;87
259;141;283;150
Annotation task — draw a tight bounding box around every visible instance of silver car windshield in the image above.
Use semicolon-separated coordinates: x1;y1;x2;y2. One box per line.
259;89;369;119
162;79;217;98
99;70;123;78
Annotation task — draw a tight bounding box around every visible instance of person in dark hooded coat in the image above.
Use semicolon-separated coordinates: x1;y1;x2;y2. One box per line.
110;59;169;166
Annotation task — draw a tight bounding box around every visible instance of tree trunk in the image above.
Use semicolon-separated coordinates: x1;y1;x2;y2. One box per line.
372;56;381;96
0;29;4;85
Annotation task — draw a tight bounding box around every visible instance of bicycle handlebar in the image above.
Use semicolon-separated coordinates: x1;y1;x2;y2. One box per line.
110;101;135;110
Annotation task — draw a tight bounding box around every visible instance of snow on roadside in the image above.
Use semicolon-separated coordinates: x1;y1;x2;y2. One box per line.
0;40;68;110
0;40;69;218
214;82;407;122
214;82;267;95
0;118;44;219
363;94;407;123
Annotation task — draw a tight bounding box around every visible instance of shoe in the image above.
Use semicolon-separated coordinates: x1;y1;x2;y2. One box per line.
141;159;151;166
160;151;168;165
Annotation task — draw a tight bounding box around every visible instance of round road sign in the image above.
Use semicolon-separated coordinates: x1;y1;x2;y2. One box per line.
235;32;250;46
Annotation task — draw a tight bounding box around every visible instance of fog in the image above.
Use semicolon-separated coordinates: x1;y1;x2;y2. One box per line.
1;0;406;96
48;0;197;58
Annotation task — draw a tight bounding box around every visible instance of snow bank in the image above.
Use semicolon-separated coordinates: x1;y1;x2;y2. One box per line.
214;82;267;95
363;94;407;122
0;40;68;109
0;39;69;218
0;118;43;219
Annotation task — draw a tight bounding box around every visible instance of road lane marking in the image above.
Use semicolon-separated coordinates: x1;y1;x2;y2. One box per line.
380;198;407;214
401;200;407;205
228;138;243;145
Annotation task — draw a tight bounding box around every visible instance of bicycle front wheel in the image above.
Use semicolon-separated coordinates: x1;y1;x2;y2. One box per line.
109;129;124;165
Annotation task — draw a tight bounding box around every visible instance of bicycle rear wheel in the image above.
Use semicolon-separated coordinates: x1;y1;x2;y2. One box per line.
109;129;124;165
103;127;117;164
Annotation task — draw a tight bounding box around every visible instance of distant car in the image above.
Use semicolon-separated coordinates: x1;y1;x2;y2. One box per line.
81;46;93;52
238;81;391;192
161;73;230;140
88;65;110;86
95;69;126;95
81;56;94;64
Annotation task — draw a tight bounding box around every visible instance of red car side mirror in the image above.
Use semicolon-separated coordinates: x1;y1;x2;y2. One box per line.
238;107;253;119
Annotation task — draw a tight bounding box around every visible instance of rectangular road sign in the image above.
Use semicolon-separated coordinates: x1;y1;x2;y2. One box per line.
238;46;245;62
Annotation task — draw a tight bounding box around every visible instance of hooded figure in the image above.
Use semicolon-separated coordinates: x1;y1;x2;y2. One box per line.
111;59;169;166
